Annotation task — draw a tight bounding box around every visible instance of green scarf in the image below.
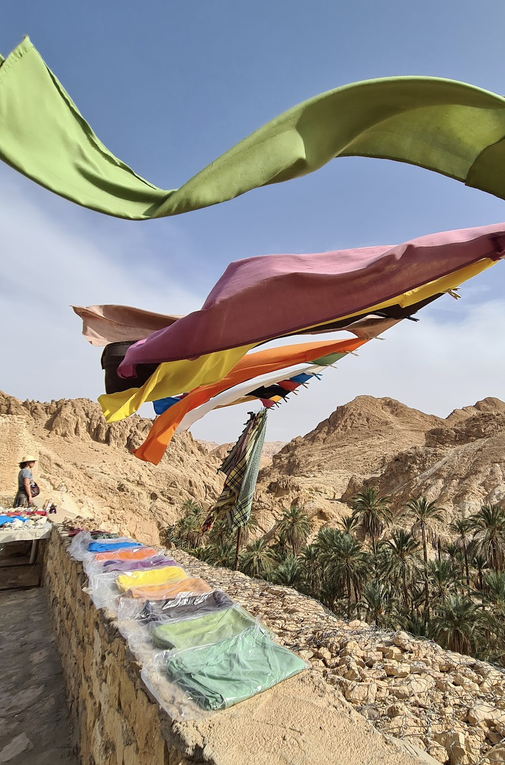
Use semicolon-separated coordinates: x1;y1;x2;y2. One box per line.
2;37;505;220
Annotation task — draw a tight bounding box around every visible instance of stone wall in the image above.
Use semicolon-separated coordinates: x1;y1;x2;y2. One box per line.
42;527;437;765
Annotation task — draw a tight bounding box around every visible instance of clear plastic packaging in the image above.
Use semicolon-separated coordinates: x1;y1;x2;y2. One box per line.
83;570;123;611
87;539;140;554
115;565;188;593
151;605;258;650
141;625;308;720
117;596;257;655
117;589;234;628
69;531;136;561
93;546;158;562
102;555;177;573
127;577;213;600
82;551;176;577
68;531;94;560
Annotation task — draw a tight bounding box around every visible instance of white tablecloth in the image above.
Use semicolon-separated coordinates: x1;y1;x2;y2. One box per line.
0;524;52;543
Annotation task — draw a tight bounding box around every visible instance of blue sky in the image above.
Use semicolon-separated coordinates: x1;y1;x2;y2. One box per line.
2;1;505;443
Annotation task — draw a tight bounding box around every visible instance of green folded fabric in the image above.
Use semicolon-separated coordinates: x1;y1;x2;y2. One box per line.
164;626;306;710
152;606;256;650
2;37;505;221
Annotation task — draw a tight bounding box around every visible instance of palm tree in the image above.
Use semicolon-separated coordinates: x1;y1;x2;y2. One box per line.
322;532;369;618
270;555;304;587
483;570;505;605
468;504;505;572
361;582;395;628
449;516;472;587
276;504;311;556
339;514;360;535
202;541;236;568
239;539;276;578
443;541;464;569
313;526;343;559
407;496;445;611
205;517;230;548
171;499;205;549
428;559;459;603
480;571;505;665
380;529;421;611
240;505;262;545
300;544;322;597
402;612;431;639
431;595;483;655
351;488;392;555
470;551;489;591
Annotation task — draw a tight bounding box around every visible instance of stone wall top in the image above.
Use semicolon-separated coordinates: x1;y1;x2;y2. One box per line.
43;527;439;765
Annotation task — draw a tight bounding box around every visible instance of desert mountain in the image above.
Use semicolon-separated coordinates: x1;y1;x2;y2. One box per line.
256;395;505;531
2;389;505;543
0;391;223;543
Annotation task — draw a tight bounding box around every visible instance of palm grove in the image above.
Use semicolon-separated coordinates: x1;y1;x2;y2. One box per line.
167;490;505;667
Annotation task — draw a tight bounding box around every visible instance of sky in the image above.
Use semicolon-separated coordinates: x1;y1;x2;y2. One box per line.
2;1;505;444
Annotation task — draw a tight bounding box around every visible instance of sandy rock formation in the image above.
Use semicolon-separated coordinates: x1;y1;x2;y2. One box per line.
0;391;223;543
255;395;505;531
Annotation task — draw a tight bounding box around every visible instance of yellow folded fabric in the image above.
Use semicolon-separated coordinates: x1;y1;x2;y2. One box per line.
99;344;256;422
115;565;187;593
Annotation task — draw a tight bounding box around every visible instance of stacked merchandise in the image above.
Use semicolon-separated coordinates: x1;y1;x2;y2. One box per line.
0;509;51;533
69;531;306;720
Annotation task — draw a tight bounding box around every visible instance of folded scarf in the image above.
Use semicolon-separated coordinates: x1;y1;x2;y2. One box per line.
88;540;140;553
163;626;306;710
133;590;234;626
102;555;177;573
127;578;212;600
93;546;158;562
116;565;187;593
152;606;256;650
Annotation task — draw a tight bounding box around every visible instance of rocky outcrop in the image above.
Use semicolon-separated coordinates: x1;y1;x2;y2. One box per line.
0;391;223;543
255;395;505;529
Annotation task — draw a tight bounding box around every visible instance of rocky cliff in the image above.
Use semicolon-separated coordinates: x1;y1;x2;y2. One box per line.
3;389;505;542
255;395;505;531
0;391;223;543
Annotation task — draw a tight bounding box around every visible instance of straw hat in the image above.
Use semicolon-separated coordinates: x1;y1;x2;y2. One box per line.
20;455;37;463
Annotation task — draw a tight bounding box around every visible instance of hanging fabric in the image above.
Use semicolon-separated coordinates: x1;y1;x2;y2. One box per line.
4;39;505;219
203;410;268;532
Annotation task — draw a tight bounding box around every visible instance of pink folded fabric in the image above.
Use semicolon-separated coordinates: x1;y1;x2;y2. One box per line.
118;223;505;375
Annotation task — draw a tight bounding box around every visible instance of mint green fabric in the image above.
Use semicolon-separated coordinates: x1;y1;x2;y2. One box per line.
164;627;306;710
151;606;256;650
2;38;505;220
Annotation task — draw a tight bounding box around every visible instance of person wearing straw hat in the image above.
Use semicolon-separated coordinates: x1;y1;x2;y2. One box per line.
13;455;38;508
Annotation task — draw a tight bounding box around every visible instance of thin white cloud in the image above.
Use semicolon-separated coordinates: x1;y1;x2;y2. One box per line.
0;177;203;403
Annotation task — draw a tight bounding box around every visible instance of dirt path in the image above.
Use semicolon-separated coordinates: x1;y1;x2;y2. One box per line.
0;588;77;765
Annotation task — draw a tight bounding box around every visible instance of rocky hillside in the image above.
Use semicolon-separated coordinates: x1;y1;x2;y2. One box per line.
0;391;223;543
3;389;505;543
255;395;505;532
